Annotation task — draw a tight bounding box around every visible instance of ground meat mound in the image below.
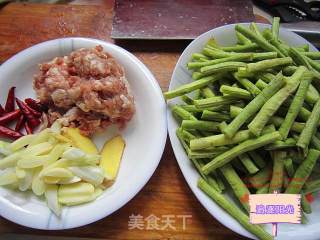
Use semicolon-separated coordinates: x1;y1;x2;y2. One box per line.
33;45;135;136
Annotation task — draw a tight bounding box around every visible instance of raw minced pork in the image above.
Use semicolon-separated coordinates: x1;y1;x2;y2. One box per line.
33;45;135;136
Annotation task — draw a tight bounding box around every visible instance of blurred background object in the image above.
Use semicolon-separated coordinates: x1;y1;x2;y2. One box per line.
254;0;320;47
254;0;320;22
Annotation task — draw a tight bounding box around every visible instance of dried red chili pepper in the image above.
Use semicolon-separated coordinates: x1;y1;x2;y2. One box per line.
16;98;40;128
5;87;16;112
0;109;21;125
0;125;23;140
25;104;41;118
15;115;25;132
25;98;47;112
0;104;5;116
24;121;33;134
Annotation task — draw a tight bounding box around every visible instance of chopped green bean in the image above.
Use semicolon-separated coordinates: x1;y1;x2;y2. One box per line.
220;164;251;212
285;149;320;193
255;79;268;90
218;121;228;133
232;158;248;173
164;74;221;99
283;173;290;189
265;138;296;151
194;95;237;109
223;73;284;138
220;43;259;52
299;44;310;51
200;62;247;75
262;124;276;134
236;31;251;45
269;151;285;193
304;179;320;194
246;57;292;73
252;52;278;61
229;105;243;119
248;74;300;136
201;87;215;98
235;24;285;57
249;165;272;189
198;178;273;240
187;54;252;70
238;153;259;174
180;129;196;141
256;184;270;194
192;72;203;80
213;171;226;192
284;157;295;178
307;57;320;72
302;51;320;60
279;66;308;139
220;85;252;100
297;98;320;154
190;129;251;150
248;151;267;169
311;135;320;150
192;53;209;60
188;150;221;159
180;95;194;105
202;131;281;174
201;110;231;122
250;22;264;38
233;73;261;96
182;120;219;132
202;48;231;58
263;29;289;57
205;174;222;193
181;104;228;113
206;38;219;48
306;84;320;104
177;129;217;187
272;17;280;40
290;51;320;86
301;194;312;214
176;128;190;150
289;47;312;68
193;89;202;100
256;72;275;83
199;58;210;62
171;105;197;120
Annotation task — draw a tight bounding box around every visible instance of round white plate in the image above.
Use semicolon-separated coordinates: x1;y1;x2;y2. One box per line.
167;23;320;240
0;38;167;230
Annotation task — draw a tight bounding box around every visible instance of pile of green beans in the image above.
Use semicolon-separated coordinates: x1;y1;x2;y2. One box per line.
164;18;320;240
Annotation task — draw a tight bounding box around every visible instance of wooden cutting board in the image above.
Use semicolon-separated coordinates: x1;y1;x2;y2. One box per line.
112;0;255;40
0;2;113;63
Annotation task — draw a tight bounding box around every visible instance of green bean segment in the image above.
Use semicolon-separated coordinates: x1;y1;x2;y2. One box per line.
202;132;281;174
285;149;320;194
198;178;273;240
248;73;300;136
223;73;284;138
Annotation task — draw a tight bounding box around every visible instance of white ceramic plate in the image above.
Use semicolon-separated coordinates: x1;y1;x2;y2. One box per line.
167;23;320;240
0;38;167;230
